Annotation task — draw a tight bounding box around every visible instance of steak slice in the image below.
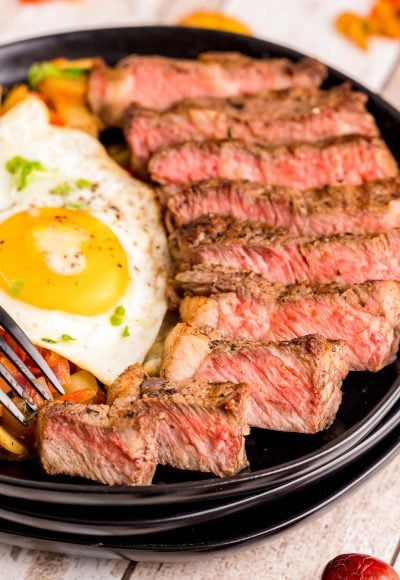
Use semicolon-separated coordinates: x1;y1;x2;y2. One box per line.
161;324;348;432
177;268;400;372
89;52;327;126
37;400;159;486
37;364;159;486
165;177;400;236
125;84;378;170
169;214;400;285
149;136;397;187
141;376;249;477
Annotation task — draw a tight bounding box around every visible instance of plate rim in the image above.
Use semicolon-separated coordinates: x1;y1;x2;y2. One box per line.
0;25;399;501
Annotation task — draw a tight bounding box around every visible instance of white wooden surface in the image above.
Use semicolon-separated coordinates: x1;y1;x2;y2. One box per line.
0;1;399;578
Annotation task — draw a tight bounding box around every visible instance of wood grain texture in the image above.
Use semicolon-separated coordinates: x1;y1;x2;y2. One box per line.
0;546;128;580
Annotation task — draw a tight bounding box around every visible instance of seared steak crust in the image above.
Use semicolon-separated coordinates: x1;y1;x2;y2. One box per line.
149;136;397;187
161;324;348;432
177;267;400;371
89;52;327;126
125;84;378;169
106;363;145;406
141;377;249;477
37;400;159;486
166;177;400;236
169;214;400;285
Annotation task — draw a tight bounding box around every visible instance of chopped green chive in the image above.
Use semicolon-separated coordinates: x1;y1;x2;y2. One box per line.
51;182;73;196
41;337;57;344
6;156;47;191
8;278;25;298
75;178;93;189
28;61;87;89
122;326;130;338
60;334;76;342
110;305;126;326
64;202;91;211
227;127;233;139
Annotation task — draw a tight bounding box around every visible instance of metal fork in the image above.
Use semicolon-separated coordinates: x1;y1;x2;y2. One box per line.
0;306;65;425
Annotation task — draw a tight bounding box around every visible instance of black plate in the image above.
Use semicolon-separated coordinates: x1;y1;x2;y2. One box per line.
0;421;398;560
0;394;399;538
0;27;400;505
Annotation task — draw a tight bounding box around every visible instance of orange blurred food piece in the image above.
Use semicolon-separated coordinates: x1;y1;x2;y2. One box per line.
336;0;400;49
178;11;252;36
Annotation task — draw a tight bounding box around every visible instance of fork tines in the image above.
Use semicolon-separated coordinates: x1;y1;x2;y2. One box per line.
0;306;64;425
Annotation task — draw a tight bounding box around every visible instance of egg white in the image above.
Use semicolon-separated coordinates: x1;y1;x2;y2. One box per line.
0;97;170;386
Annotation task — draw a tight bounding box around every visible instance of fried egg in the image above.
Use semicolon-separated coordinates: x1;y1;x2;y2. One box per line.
0;97;169;386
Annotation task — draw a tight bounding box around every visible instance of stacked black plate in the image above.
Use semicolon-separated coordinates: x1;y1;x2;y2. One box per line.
0;27;399;560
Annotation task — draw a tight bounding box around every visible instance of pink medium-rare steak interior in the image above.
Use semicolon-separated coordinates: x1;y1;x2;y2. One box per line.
169;215;400;285
161;324;349;432
149;136;397;187
177;270;400;372
89;52;327;126
141;377;249;477
166;178;400;236
125;83;378;169
37;400;159;486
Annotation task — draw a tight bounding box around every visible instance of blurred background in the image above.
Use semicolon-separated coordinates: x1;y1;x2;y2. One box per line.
2;0;400;101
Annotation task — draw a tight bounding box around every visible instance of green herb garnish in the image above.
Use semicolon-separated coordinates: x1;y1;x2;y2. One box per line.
51;182;73;196
75;178;93;189
28;61;87;89
60;334;76;342
41;337;57;344
227;127;233;139
6;156;47;191
8;278;25;298
110;305;126;326
122;326;130;338
64;202;91;211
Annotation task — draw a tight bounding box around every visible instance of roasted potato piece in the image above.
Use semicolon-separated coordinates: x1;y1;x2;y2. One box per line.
2;84;30;113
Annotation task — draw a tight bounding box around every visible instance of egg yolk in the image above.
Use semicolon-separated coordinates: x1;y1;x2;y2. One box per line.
0;207;129;316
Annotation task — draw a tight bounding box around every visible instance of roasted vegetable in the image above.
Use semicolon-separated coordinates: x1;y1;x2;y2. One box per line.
27;60;102;136
336;0;400;49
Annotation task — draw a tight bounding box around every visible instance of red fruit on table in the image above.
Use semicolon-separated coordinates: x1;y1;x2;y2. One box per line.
321;553;399;579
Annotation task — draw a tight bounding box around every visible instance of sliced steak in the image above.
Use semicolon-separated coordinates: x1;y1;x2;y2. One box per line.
165;177;400;236
89;52;327;126
125;84;378;169
141;376;248;477
169;214;400;285
106;363;145;406
37;399;159;486
38;364;159;486
161;324;348;432
149;136;397;187
177;268;400;371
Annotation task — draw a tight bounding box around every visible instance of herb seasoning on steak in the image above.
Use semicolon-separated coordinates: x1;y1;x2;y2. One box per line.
125;84;378;169
165;177;400;236
169;214;400;285
161;324;349;432
38;365;159;486
89;52;327;126
176;267;400;372
149;136;397;187
141;376;249;477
